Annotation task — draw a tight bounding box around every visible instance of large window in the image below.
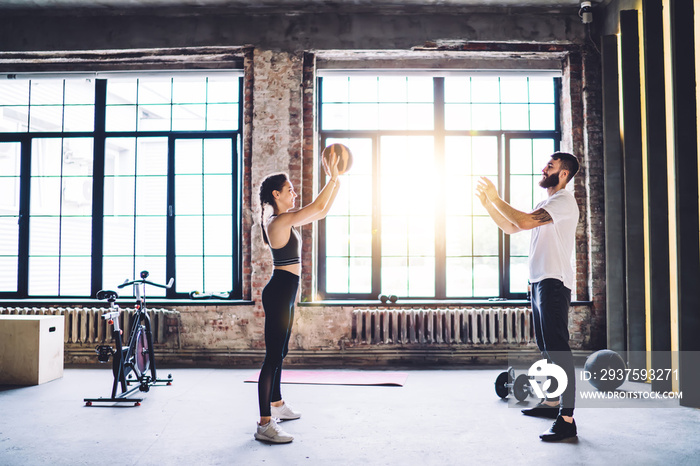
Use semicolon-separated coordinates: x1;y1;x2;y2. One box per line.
0;72;242;298
318;73;560;300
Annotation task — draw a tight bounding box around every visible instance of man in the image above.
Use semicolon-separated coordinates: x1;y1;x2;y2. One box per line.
476;151;580;442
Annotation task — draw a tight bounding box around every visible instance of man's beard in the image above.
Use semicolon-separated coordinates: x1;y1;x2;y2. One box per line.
539;171;560;188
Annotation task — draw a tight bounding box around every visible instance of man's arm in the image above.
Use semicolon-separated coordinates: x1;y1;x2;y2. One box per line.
475;177;553;232
476;188;522;235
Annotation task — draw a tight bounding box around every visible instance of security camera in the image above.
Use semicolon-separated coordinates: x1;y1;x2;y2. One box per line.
579;1;593;24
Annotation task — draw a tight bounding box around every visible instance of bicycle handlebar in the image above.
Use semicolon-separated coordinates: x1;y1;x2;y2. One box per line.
118;277;174;289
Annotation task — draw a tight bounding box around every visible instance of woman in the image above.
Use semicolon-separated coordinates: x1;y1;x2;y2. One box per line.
254;153;340;444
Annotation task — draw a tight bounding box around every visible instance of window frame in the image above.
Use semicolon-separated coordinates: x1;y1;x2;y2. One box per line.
316;73;561;301
0;73;244;300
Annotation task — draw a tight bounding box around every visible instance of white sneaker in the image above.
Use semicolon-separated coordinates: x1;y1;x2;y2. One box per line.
254;419;294;444
271;402;301;421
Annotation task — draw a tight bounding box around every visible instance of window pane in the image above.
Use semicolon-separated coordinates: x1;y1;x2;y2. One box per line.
204;139;233;173
381;257;407;296
138;77;172;105
29;106;63;132
474;256;499;297
106;105;137;131
103;216;134;255
208;75;239;103
28;257;58;296
510;231;529;257
60;217;92;255
501;104;529;130
510;139;534;175
204;256;232;292
500;77;529;103
349;103;378;130
138;104;171;131
135;177;167;215
172;76;206;104
0;256;18;292
471;104;500;130
0;218;19;255
326;257;349;293
349;216;371;257
349;77;378;102
204;216;233;256
64;106;95;132
407;103;433;130
30;80;63;105
529;77;555;103
322;77;349;103
176;175;203;215
444;77;470;102
64;79;94;105
176;216;203;256
446;216;472;256
207;103;238;130
135;216;166;256
175;139;203;174
106;79;137;105
0;106;29;132
471;77;500;103
326;216;349;257
378;76;407;102
172;104;206;131
445;103;471;130
530;104;555;130
59;256;91;296
510;256;529;293
176;256;204;292
446;257;473;298
408;256;434;297
0;80;30;105
473;217;498;255
203;175;232;214
349;257;371;293
407;77;434;103
103;256;134;288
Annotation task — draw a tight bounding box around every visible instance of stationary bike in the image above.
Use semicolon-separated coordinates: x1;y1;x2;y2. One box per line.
84;271;174;406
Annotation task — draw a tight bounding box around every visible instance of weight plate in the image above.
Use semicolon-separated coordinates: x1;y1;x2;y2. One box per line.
495;371;510;398
513;374;531;402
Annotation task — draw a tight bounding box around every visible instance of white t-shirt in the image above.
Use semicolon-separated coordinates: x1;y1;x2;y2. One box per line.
529;188;579;290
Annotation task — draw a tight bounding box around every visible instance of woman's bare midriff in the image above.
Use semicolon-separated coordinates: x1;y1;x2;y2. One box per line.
274;264;301;276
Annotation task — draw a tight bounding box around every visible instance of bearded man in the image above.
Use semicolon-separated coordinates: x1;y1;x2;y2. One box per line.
476;151;580;442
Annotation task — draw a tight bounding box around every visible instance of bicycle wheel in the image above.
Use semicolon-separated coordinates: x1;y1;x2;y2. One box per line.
134;325;151;378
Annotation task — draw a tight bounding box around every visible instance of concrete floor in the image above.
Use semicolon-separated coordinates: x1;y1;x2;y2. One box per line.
1;367;699;466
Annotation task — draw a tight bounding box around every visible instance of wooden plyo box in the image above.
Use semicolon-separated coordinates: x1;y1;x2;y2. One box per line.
0;315;65;385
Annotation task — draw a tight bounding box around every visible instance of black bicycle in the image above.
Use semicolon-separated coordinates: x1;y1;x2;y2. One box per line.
84;271;174;406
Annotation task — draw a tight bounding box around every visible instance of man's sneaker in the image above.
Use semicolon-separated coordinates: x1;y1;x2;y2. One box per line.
521;402;560;419
540;415;577;441
271;402;301;421
254;419;294;444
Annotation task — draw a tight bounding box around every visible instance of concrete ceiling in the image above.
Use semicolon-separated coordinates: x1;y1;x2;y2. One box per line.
0;0;593;9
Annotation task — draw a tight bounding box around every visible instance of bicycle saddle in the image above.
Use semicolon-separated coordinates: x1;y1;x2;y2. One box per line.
96;289;119;301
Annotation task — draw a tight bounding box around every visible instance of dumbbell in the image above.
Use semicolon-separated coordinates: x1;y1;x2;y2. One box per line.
494;367;534;402
378;294;398;304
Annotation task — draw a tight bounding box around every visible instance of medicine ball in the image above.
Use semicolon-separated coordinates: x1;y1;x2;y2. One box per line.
583;349;626;391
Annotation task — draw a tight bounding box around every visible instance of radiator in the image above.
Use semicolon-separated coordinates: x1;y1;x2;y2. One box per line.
0;306;178;345
352;308;534;345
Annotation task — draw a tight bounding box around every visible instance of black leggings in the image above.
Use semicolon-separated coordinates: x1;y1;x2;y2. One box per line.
531;278;576;417
258;269;299;417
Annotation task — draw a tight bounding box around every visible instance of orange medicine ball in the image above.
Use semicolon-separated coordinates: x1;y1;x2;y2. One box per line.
322;143;353;175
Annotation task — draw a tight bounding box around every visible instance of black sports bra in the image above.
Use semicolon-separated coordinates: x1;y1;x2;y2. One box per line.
270;226;301;266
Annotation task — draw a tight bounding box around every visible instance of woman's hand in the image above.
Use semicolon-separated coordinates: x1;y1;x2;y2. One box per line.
328;150;340;180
